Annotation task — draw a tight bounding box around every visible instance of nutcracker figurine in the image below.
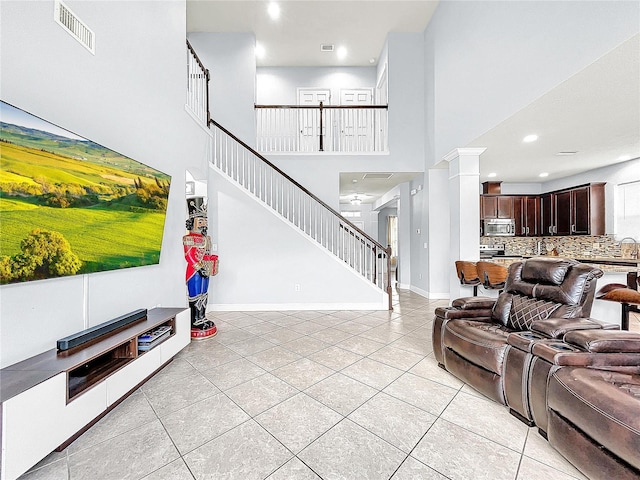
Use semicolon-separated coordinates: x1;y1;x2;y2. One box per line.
184;197;218;339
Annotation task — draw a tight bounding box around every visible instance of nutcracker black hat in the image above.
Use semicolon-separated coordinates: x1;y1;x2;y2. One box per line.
187;197;207;219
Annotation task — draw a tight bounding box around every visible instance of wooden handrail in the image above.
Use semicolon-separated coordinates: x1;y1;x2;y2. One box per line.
255;104;388;110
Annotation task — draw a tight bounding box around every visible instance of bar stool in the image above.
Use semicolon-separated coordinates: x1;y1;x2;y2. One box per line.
595;282;640;330
476;261;509;292
455;261;481;296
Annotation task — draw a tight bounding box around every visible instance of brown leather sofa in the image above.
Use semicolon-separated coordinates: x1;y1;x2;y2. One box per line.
432;258;606;404
546;330;640;479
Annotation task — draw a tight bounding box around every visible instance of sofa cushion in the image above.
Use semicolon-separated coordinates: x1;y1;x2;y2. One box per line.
443;320;512;374
548;367;640;471
507;294;560;330
521;258;573;285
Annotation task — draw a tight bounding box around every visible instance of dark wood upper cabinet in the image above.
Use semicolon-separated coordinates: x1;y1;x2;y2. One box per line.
513;196;540;236
523;196;540;236
481;183;605;237
481;195;498;219
513;196;524;235
480;195;513;219
496;196;513;219
554;190;573;235
541;193;554;236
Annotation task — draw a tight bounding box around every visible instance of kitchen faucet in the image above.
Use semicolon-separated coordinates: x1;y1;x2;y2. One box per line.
620;237;638;259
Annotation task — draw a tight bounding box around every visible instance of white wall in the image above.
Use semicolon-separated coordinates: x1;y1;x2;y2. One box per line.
409;175;428;294
387;33;425;166
188;32;257;148
426;0;640;165
426;168;450;299
256;67;377;104
208;168;387;310
0;0;210;367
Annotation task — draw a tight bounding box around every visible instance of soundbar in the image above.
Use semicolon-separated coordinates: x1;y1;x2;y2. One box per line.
57;308;148;352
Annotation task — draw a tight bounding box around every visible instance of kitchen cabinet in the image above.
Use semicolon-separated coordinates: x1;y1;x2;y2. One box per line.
483;183;604;237
541;183;605;236
514;196;540;236
481;195;514;219
555;190;573;235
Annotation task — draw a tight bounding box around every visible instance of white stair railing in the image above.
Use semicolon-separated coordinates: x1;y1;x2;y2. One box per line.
186;40;210;124
210;120;392;309
185;41;393;309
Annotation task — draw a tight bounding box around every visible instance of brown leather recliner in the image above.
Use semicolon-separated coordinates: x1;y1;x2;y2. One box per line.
546;330;640;480
432;258;605;404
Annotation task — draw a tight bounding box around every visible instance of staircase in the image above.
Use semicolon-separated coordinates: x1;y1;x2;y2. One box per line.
186;41;392;310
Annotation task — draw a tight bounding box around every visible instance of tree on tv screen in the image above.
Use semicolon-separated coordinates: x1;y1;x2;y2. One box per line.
0;100;172;284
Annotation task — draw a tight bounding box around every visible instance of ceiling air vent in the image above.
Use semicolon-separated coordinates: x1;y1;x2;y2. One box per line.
54;0;95;54
363;173;393;180
320;44;335;52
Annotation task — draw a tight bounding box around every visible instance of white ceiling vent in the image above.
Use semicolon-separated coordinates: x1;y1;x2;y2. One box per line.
363;173;393;180
320;44;335;52
54;0;95;54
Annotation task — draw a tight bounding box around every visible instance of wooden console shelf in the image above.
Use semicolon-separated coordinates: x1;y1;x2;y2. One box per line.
64;316;175;402
0;307;190;480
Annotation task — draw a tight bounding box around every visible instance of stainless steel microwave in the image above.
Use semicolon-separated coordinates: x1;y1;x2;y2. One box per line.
483;218;515;236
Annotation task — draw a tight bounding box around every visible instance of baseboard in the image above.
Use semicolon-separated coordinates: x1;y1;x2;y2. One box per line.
208;302;388;312
408;285;449;300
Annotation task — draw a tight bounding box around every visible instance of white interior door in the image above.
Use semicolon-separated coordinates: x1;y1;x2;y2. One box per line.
297;88;331;152
339;88;374;151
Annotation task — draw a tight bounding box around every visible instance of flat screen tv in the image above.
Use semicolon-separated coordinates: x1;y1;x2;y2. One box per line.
0;100;171;285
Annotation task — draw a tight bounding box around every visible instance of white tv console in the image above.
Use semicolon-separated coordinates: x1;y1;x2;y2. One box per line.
0;307;190;480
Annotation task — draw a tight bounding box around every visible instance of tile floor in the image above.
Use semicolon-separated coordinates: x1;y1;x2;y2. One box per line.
22;289;598;480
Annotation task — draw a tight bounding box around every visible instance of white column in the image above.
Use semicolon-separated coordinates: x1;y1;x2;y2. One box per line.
445;147;485;301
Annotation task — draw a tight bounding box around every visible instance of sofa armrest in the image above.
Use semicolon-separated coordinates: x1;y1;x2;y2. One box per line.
563;330;640;353
530;317;617;339
552;352;640;368
434;306;493;322
451;296;496;310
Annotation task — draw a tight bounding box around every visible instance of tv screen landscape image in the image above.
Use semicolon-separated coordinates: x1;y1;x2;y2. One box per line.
0;100;172;285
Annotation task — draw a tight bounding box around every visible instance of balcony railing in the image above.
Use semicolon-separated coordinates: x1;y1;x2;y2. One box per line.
186;40;210;124
255;103;388;154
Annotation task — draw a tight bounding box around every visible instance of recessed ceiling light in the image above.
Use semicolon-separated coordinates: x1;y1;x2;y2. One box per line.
255;43;265;59
618;154;631;161
267;2;280;20
523;134;538;143
487;172;497;178
337;46;347;60
539;172;549;177
369;58;376;64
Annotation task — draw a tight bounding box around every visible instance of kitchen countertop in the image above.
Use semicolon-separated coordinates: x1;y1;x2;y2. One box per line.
489;255;640;273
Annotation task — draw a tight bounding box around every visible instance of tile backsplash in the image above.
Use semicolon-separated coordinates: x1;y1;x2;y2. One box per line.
481;235;638;259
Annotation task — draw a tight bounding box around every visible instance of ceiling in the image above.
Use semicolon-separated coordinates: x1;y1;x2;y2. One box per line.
469;34;640;184
186;0;439;67
186;1;640;204
339;172;422;205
